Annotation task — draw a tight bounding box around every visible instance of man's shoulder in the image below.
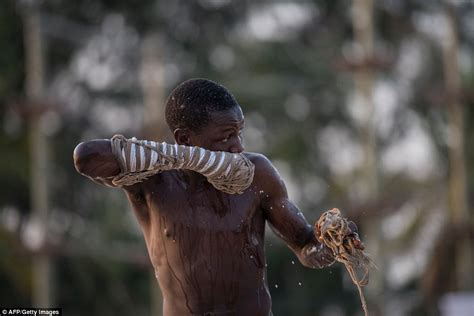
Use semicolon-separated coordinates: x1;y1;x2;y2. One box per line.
243;152;286;196
243;152;272;168
243;152;280;182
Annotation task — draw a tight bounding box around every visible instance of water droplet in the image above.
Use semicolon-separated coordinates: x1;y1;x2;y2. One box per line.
329;270;333;274
298;282;302;286
250;255;254;259
274;284;278;288
259;190;264;194
291;260;295;265
265;263;268;267
265;194;269;198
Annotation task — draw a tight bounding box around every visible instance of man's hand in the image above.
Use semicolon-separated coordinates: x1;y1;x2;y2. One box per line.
314;208;374;316
314;208;364;251
347;220;364;250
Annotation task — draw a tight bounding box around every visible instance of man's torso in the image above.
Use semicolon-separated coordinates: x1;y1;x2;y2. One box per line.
126;163;271;315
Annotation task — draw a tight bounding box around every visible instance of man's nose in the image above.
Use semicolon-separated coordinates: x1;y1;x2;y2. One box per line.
229;139;244;153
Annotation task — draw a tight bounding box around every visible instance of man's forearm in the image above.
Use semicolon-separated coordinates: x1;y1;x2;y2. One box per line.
110;135;254;194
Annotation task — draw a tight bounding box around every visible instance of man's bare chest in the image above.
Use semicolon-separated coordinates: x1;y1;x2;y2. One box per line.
143;172;261;232
140;173;266;271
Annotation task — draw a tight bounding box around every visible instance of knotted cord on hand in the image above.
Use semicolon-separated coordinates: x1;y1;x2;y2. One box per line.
315;208;375;316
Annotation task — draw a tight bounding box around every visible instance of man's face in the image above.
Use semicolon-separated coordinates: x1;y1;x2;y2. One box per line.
189;106;245;153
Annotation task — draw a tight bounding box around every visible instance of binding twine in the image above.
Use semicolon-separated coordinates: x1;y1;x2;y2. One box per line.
315;208;376;316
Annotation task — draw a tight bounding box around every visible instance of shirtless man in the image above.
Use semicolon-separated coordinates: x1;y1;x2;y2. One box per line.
73;78;338;316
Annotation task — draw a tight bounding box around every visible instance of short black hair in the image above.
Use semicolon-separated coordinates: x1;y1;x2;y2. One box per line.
165;78;240;132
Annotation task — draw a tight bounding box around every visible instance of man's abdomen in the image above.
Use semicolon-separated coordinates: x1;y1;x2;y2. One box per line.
150;219;269;315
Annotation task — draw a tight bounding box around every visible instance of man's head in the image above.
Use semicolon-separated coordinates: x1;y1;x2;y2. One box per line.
165;78;245;153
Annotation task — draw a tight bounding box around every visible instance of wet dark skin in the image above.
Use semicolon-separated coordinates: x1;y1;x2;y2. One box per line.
74;106;335;316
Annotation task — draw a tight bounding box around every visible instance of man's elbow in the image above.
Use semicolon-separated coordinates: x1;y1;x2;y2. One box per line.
73;139;121;180
73;142;84;173
73;141;93;175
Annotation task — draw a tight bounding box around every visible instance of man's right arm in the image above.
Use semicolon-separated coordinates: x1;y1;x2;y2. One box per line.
75;135;255;194
73;139;121;187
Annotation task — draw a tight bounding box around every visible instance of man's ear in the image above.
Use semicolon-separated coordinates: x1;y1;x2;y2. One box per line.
174;128;190;145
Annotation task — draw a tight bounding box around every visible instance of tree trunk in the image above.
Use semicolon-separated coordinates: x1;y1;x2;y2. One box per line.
351;0;384;313
22;3;53;307
139;32;169;316
442;4;471;291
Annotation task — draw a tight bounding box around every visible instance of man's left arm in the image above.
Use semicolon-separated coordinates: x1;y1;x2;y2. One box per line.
251;154;335;269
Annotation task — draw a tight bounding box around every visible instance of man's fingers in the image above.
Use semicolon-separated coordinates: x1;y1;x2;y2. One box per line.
352;237;365;250
348;220;358;234
346;221;365;249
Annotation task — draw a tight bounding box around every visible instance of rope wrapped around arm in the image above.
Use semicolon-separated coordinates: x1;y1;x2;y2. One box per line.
315;208;376;316
109;134;255;194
